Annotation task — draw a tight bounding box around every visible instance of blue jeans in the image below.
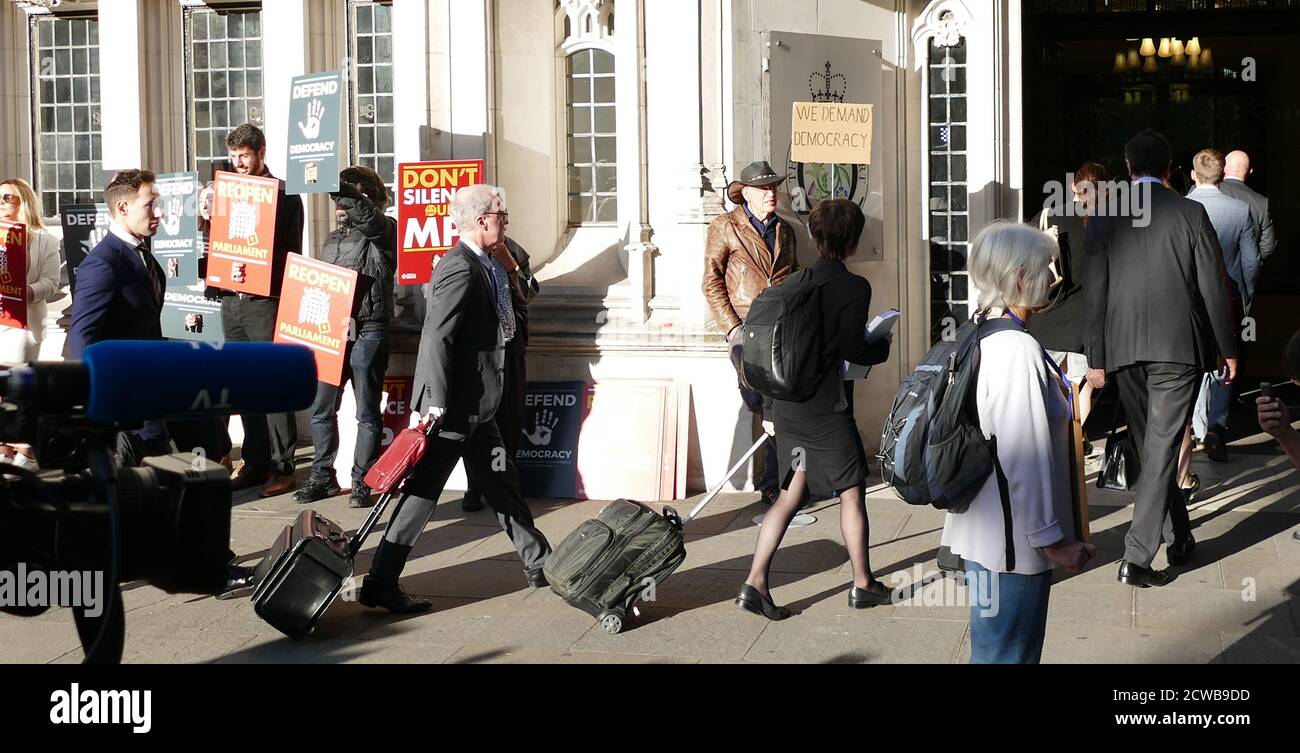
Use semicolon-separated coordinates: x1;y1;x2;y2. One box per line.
309;327;390;484
1192;369;1231;441
965;561;1053;664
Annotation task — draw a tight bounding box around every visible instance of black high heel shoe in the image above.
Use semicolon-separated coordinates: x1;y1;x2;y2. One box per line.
735;584;792;621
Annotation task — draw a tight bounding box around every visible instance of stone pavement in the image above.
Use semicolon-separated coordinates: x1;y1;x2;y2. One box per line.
3;431;1298;664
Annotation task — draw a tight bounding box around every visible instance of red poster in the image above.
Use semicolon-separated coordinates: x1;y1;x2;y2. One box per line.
207;171;280;296
397;160;484;285
0;221;28;330
272;254;358;386
380;375;415;448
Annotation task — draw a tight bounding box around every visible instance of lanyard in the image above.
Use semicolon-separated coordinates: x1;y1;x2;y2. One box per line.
1002;311;1074;420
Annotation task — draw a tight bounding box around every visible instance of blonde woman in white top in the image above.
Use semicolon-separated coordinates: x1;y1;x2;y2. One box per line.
940;222;1095;663
0;178;64;468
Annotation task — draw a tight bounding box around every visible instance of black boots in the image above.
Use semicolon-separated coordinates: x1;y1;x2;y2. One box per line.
359;540;433;614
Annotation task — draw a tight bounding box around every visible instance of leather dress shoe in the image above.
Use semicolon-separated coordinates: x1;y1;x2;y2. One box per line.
735;584;791;621
261;474;297;498
215;565;256;600
230;466;269;492
358;577;433;614
1166;537;1197;567
760;489;780;506
348;483;376;509
526;569;549;589
1117;560;1171;588
848;581;894;609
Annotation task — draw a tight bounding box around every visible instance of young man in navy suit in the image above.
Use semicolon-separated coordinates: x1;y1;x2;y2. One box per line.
69;169;167;458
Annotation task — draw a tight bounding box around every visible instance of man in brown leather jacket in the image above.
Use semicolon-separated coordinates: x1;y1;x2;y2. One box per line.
703;161;798;504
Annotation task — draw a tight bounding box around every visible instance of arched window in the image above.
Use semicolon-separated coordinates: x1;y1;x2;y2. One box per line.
559;1;616;225
565;48;617;224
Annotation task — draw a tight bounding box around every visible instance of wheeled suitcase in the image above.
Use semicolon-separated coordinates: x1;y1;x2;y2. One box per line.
544;434;770;634
251;422;435;640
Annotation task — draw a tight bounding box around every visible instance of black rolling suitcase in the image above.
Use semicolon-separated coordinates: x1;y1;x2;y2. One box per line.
251;422;435;639
250;493;395;640
544;434;769;634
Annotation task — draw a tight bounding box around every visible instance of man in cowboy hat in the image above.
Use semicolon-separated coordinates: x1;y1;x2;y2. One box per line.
703;160;798;505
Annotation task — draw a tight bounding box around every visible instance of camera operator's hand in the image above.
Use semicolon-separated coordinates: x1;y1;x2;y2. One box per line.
1257;396;1294;440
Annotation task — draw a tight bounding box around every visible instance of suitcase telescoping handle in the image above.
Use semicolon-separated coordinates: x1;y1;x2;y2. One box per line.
348;420;439;559
683;434;771;524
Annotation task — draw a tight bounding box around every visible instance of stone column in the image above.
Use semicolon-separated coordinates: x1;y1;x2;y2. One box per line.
0;1;34;183
614;0;654;322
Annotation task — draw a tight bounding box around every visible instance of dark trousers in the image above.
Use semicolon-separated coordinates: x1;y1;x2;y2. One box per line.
308;327;390;484
739;382;780;494
222;296;298;476
380;418;551;573
465;339;526;501
1116;362;1199;567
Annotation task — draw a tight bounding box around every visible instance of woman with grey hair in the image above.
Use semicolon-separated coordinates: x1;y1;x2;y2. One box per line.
941;221;1095;663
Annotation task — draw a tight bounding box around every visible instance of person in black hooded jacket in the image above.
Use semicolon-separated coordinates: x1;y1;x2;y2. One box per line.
295;165;397;508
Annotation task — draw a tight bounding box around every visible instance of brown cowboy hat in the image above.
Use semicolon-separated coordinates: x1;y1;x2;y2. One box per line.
726;161;784;205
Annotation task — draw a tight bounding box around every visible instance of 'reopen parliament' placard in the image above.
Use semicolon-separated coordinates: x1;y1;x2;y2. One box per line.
207;171;280;296
273;253;358;386
0;221;27;330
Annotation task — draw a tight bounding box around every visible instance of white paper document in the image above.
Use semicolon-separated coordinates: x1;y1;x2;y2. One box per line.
843;308;901;381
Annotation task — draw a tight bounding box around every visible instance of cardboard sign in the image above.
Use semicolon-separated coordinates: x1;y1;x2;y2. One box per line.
516;381;588;499
273;253;358;386
397;160;484;285
59;204;111;294
576;380;681;502
791;101;873;165
379;374;415;448
286;70;344;195
0;221;28;330
207;171;280;296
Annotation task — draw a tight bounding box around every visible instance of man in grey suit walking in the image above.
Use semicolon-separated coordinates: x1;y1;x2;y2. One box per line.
1084;130;1238;588
357;184;552;614
1220;150;1276;263
1187;149;1259;462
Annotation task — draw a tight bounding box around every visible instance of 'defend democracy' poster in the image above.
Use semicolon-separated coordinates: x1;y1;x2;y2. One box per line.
286;70;344;195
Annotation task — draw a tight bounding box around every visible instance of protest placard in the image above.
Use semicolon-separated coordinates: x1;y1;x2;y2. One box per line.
206;171;280;296
59;204;110;294
396;160;484;285
286;70;344;195
273;253;358;386
0;221;27;330
791;101;874;165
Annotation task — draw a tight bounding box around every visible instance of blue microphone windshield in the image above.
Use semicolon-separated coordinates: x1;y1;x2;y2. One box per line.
81;341;319;423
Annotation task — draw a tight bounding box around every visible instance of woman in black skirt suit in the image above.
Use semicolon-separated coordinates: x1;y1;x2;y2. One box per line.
736;199;893;620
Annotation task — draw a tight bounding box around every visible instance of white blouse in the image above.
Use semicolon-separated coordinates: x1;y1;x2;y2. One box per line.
940;328;1075;575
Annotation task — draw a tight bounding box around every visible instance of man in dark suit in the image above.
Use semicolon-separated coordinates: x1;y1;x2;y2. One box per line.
69;169;168;457
1221;150;1276;262
460;234;539;513
1084;130;1239;587
358;184;552;614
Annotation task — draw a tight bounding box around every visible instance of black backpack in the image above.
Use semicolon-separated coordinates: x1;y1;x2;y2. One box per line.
739;269;829;402
877;313;1021;569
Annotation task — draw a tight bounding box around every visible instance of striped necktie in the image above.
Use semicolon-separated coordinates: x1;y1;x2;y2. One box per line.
487;255;516;343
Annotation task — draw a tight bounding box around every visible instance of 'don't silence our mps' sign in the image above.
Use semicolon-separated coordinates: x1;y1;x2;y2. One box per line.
286;70;344;195
0;221;28;330
397;160;484;285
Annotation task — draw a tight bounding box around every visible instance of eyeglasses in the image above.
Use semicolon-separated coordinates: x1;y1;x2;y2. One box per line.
0;194;20;206
483;211;509;225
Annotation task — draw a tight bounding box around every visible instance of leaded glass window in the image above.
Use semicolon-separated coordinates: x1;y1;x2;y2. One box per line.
566;48;617;225
30;15;102;219
348;1;395;193
927;38;969;343
185;7;264;180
